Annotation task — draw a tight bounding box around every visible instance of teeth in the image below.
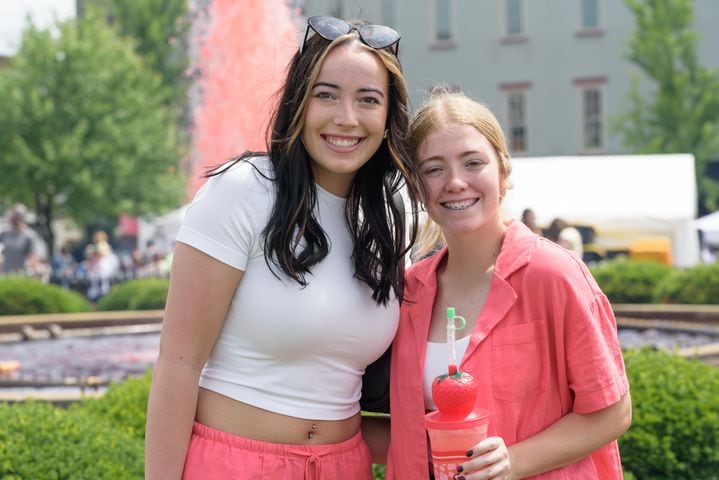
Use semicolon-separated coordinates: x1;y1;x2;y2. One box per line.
442;199;477;210
325;136;360;148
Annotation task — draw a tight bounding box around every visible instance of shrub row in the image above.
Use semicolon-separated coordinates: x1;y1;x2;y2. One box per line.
1;349;716;478
0;277;169;315
0;276;91;315
590;257;719;304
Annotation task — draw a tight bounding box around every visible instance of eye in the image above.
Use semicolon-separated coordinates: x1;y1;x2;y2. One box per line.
359;96;381;105
314;91;335;100
465;159;484;169
421;165;443;176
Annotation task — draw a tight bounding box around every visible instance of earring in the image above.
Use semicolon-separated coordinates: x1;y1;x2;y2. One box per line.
383;129;388;139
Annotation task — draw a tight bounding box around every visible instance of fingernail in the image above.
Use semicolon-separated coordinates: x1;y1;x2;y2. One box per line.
456;465;463;473
465;449;473;457
457;476;465;480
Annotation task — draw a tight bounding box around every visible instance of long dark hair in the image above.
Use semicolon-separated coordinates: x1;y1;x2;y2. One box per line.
209;28;418;305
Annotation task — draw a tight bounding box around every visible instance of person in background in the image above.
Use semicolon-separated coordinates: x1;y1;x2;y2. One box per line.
145;15;418;479
546;218;584;259
0;205;36;274
520;208;542;235
387;88;631;479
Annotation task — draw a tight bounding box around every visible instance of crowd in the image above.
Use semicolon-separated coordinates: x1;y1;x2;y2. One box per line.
520;208;586;259
0;205;172;302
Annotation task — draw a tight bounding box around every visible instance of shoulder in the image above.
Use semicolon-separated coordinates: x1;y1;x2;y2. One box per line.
197;156;275;203
523;236;601;296
212;155;273;188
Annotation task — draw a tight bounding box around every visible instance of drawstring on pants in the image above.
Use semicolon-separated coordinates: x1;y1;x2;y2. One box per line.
304;454;322;480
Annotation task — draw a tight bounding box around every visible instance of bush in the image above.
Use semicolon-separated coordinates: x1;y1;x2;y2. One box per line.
654;263;719;304
620;348;719;479
0;276;91;315
589;258;672;304
0;401;144;479
96;278;169;311
73;370;152;440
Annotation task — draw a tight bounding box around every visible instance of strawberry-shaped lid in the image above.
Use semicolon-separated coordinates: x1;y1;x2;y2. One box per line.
430;307;478;421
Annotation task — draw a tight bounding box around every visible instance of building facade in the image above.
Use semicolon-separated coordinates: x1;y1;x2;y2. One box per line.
303;0;719;157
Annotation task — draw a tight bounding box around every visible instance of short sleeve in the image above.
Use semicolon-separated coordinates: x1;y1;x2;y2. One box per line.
565;288;629;414
176;158;274;271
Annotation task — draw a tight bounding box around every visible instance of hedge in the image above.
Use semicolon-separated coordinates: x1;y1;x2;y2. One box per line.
654;263;719;304
0;401;143;479
589;257;672;304
620;348;719;479
0;276;91;315
96;278;169;311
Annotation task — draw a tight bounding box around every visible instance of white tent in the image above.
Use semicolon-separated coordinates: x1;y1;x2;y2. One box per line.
503;154;699;267
137;205;188;255
694;210;719;246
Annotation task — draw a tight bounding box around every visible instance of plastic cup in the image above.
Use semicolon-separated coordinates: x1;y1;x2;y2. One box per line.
425;408;490;480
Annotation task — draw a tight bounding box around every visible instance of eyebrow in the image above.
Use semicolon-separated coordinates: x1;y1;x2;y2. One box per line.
312;82;385;98
420;150;485;164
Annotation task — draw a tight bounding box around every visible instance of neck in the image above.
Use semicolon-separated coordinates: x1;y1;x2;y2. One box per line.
442;219;507;282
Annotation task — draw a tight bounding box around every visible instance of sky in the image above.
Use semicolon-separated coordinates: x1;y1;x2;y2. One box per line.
0;0;76;56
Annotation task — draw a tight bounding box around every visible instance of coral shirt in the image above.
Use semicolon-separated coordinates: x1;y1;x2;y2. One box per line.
387;220;629;479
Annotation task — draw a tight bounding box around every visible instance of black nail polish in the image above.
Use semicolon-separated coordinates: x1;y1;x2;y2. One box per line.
456;465;463;473
457;476;465;480
465;449;473;457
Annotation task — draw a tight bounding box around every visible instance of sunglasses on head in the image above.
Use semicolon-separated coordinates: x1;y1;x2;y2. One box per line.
301;16;401;55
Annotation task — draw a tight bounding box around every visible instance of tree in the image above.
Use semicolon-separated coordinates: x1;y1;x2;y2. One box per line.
0;12;186;253
613;0;719;214
83;0;190;118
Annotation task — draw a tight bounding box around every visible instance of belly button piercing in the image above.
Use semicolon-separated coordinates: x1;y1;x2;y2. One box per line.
307;423;318;439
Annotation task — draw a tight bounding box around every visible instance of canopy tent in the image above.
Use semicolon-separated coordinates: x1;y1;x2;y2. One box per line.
694;210;719;245
137;205;188;256
503;154;699;267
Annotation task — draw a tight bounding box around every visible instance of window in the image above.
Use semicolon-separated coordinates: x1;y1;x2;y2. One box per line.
500;82;530;153
580;0;599;29
381;0;395;28
582;87;602;149
505;0;524;36
507;91;527;153
433;0;452;41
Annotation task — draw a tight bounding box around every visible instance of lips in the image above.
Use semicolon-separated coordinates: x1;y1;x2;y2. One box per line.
441;198;479;210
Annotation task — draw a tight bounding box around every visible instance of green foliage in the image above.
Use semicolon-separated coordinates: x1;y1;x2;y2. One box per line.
613;0;719;213
73;370;152;440
0;276;91;315
85;0;190;115
654;263;719;304
620;348;719;479
0;401;144;479
590;257;672;303
96;278;169;311
0;10;186;252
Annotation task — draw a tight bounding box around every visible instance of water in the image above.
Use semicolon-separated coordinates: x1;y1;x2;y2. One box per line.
0;327;716;389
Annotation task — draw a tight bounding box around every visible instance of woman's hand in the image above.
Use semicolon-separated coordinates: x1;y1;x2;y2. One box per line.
456;436;512;480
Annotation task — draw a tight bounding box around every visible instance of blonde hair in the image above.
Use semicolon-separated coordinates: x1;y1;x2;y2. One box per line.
407;87;513;259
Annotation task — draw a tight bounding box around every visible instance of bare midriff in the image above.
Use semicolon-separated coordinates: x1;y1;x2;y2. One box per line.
195;387;362;445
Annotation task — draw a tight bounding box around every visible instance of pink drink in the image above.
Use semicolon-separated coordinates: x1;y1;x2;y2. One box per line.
425;409;490;480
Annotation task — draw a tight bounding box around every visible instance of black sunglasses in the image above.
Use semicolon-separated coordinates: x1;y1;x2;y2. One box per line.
301;16;401;55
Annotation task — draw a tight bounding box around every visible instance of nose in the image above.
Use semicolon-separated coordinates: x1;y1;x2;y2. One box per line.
333;99;359;127
445;167;468;192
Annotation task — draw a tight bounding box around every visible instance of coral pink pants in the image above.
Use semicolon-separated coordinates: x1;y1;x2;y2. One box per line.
182;421;373;479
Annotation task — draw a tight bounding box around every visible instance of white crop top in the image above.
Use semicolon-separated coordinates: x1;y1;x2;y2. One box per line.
176;157;399;420
423;335;472;410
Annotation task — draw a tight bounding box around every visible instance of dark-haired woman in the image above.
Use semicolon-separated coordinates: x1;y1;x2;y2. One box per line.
145;16;418;480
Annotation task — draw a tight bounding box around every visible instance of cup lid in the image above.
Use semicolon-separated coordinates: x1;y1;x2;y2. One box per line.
425;407;490;430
